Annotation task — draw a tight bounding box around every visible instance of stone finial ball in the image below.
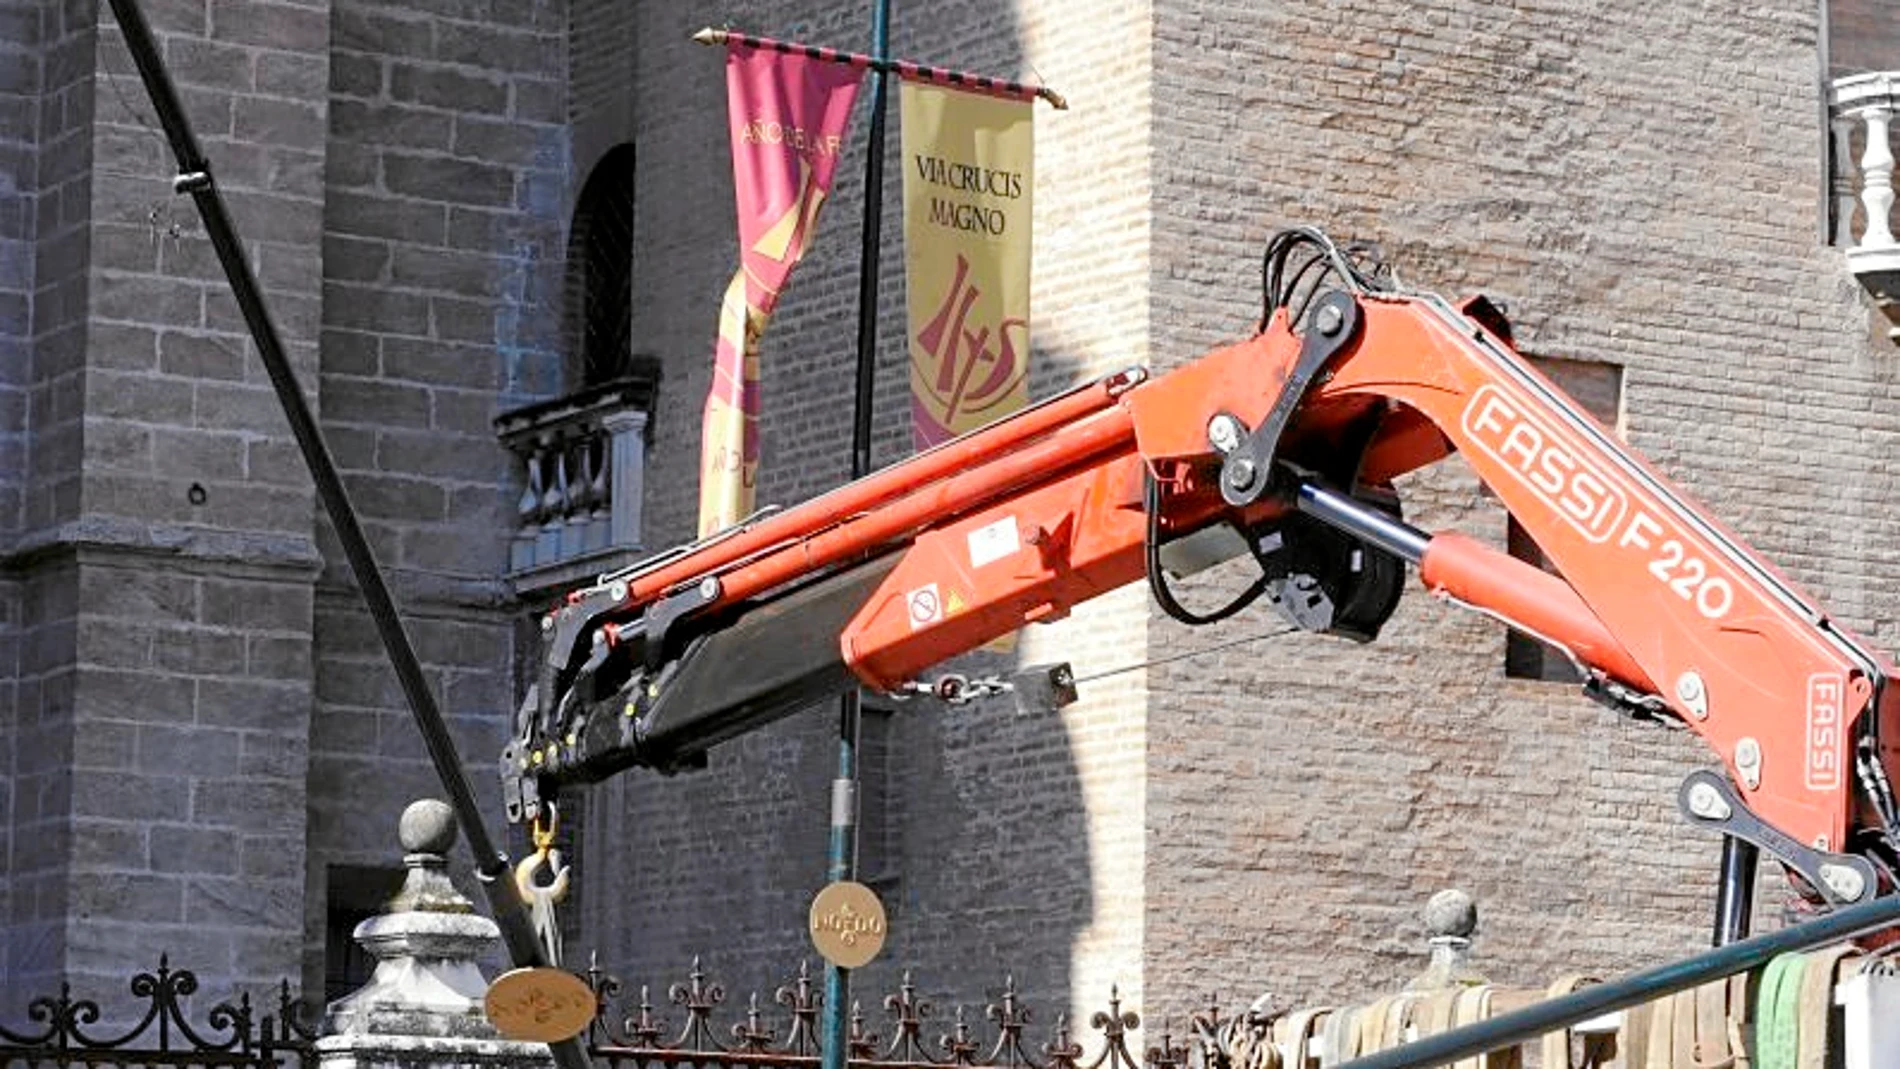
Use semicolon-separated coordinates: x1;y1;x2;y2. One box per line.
399;798;459;854
1424;889;1478;939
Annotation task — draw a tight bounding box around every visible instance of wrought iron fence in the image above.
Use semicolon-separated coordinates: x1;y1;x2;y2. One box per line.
584;960;1187;1069
6;954;1187;1069
0;958;316;1069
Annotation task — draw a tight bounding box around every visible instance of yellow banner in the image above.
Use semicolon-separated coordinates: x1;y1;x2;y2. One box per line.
901;83;1033;451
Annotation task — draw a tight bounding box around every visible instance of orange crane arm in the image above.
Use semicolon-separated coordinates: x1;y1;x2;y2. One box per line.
505;229;1900;916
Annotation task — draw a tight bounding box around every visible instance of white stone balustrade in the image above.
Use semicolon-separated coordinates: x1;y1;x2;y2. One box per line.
1832;72;1900;331
494;369;657;593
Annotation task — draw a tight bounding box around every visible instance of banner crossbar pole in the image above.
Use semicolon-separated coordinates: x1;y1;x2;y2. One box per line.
693;28;1068;110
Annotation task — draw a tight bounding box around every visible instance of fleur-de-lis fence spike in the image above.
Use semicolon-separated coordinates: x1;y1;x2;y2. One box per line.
943;1005;981;1065
985;974;1040;1069
1142;1017;1186;1069
279;979;318;1045
732;991;775;1052
631;985;664;1048
585;954;618;1047
849;999;880;1061
778;961;821;1057
669;956;727;1052
883;970;939;1063
1085;988;1141;1069
1044;1013;1084;1069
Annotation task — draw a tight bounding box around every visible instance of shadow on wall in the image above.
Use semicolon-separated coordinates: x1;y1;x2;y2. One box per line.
572;0;1102;1038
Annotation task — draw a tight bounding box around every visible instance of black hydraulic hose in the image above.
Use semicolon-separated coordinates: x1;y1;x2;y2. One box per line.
102;4;590;1066
1143;472;1269;626
1335;891;1900;1069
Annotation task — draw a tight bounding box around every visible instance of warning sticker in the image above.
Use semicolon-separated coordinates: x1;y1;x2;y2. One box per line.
967;517;1020;569
907;585;941;630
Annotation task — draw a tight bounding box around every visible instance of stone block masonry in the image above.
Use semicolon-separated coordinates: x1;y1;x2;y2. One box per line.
306;0;571;1011
2;0;329;1011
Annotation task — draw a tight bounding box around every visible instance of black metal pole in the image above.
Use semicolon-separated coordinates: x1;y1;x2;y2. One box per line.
1712;837;1760;946
849;5;892;482
103;4;589;1066
1819;0;1836;246
822;5;891;1069
1335;891;1900;1069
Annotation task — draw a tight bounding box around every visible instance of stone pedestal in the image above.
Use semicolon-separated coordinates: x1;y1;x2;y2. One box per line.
316;800;555;1069
316;1033;555;1069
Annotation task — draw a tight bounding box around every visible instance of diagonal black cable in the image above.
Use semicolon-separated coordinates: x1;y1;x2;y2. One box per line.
99;4;591;1066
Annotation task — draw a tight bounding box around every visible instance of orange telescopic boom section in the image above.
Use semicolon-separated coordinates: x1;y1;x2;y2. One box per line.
504;228;1900;917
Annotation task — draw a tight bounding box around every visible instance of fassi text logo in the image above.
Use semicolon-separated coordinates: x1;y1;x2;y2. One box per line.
1807;673;1844;792
1462;385;1626;544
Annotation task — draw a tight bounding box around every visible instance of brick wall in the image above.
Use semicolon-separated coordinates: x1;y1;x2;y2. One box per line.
1142;0;1894;1024
577;0;1157;1029
1827;0;1900;76
579;0;1900;1037
307;0;569;999
568;0;636;181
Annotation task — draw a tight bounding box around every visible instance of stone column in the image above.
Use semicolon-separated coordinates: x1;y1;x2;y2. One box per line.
602;409;648;551
317;800;554;1069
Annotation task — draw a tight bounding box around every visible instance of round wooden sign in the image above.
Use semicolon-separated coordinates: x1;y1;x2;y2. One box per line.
485;966;596;1043
808;881;887;969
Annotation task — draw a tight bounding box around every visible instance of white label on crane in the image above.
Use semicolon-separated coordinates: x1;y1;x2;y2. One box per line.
907;584;942;630
967;518;1020;569
1807;672;1845;792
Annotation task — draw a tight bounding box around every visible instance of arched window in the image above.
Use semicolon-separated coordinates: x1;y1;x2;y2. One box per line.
565;145;637;389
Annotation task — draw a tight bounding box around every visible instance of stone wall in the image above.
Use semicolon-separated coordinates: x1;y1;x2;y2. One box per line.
2;560;75;1005
0;0;31;541
0;0;338;1004
305;0;570;1002
0;0;37;1001
59;0;329;1000
24;0;88;539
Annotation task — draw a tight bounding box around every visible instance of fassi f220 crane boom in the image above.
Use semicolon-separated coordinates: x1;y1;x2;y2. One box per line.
502;228;1900;936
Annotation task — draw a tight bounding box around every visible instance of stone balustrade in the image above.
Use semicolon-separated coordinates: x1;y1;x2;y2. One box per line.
494;365;658;594
1831;72;1900;334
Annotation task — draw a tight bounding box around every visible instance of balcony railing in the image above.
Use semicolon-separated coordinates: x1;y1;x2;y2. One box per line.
495;364;659;595
1831;72;1900;334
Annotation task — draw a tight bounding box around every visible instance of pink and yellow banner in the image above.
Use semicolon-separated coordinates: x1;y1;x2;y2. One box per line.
698;44;864;536
901;82;1034;451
